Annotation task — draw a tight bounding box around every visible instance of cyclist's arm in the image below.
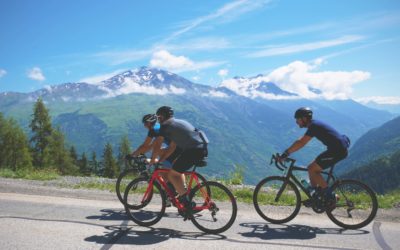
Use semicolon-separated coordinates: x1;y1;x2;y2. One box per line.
286;135;312;154
132;136;153;156
159;141;176;162
150;136;164;163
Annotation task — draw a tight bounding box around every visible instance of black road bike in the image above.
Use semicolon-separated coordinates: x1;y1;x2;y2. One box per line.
253;154;378;229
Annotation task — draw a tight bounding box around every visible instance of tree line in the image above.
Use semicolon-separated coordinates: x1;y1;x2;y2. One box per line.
0;98;131;178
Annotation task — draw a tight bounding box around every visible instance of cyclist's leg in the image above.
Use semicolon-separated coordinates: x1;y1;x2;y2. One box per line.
168;148;206;203
308;160;327;189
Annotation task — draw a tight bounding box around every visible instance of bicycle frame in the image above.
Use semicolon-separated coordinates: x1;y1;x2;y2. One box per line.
142;167;210;212
277;156;337;200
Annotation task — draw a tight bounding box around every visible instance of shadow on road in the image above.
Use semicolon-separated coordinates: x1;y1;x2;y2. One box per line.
85;225;226;246
239;222;369;240
86;209;127;221
85;209;226;246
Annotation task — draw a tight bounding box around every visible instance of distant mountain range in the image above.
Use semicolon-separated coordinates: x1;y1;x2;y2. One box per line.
0;67;395;183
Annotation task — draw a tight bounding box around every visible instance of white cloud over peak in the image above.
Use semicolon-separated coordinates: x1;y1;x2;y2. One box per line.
0;69;7;78
80;69;128;84
218;69;229;77
27;67;45;81
220;59;371;100
101;78;186;98
356;96;400;105
150;50;224;72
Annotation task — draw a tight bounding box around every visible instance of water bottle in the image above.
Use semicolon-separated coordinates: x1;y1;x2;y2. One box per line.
301;179;314;194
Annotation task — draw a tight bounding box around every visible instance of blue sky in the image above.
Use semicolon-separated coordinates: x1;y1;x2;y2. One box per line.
0;0;399;104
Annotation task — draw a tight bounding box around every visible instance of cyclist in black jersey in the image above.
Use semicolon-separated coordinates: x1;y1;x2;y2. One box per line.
150;106;208;208
279;107;350;200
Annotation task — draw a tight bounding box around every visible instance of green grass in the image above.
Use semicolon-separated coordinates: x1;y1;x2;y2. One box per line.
0;168;60;181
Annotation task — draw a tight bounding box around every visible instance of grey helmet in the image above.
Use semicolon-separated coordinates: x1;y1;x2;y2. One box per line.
142;114;157;124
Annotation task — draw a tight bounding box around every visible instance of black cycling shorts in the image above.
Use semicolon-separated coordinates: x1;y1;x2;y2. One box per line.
172;147;207;173
315;149;348;169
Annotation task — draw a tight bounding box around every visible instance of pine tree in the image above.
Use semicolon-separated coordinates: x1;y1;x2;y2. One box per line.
103;142;118;178
69;146;78;166
48;128;77;175
117;135;131;172
79;152;89;176
29;97;53;168
90;151;98;175
0;114;32;170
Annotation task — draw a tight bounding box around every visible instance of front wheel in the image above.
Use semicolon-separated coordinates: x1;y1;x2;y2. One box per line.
124;177;166;227
253;176;301;224
189;181;237;234
326;179;378;229
116;169;140;205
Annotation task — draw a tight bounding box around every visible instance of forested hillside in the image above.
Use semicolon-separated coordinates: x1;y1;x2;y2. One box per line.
341;150;400;194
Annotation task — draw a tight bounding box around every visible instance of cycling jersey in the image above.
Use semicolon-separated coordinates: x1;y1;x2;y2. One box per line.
305;120;350;152
159;118;208;173
159;118;207;150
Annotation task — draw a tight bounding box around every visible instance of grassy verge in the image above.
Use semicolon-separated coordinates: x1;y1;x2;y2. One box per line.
0;168;60;181
1;169;399;209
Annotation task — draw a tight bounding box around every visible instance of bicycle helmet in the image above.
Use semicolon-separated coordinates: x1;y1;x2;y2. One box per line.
156;106;174;119
294;107;313;119
142;114;157;124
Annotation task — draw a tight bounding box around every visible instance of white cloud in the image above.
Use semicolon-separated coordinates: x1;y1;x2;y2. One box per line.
203;90;229;98
218;69;229;77
101;78;186;97
166;0;270;42
356;96;400;105
248;35;364;58
0;69;6;78
220;59;371;100
267;60;370;99
27;67;45;81
150;50;224;72
80;69;128;84
192;76;200;81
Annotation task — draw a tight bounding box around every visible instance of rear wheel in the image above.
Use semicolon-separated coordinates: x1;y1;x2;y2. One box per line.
253;176;301;224
124;177;165;227
189;181;237;234
326;179;378;229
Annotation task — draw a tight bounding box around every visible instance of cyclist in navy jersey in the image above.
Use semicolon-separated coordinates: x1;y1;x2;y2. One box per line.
279;107;350;202
150;106;208;209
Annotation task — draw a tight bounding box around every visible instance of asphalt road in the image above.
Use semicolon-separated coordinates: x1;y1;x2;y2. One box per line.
0;191;399;250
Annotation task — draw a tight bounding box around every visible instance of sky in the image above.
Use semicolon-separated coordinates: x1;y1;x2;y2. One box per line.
0;0;399;104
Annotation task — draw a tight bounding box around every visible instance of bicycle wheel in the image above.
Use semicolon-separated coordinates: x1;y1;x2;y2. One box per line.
253;176;301;224
326;179;378;229
189;181;237;234
116;169;140;204
124;177;166;227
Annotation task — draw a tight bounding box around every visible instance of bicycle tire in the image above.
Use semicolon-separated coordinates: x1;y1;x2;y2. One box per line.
326;179;378;229
116;169;140;205
124;177;166;227
189;181;237;234
253;176;301;224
